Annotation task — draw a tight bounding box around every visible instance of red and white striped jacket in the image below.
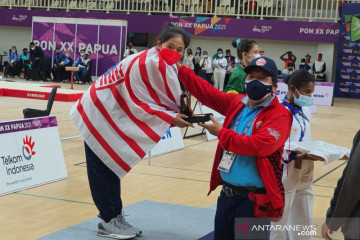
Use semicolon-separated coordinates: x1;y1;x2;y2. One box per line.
70;47;182;178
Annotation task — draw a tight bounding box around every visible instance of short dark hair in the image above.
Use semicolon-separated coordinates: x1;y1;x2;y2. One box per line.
217;48;223;53
226;49;231;53
29;42;35;46
23;48;28;51
187;48;192;54
55;48;60;51
203;51;208;54
232;39;257;60
318;53;323;56
79;49;85;52
284;70;315;89
159;23;190;49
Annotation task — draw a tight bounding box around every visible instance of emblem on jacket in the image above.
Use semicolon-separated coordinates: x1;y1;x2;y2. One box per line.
268;128;280;141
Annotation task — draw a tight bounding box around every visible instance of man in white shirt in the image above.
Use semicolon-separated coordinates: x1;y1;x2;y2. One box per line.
312;53;326;81
123;42;138;59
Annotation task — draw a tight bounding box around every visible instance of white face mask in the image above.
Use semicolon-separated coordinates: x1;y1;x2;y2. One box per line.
65;53;70;57
31;47;35;50
203;55;208;58
80;53;84;56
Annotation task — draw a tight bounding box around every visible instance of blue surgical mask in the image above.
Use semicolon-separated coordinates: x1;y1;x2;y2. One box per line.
218;54;223;58
294;88;314;107
245;80;273;101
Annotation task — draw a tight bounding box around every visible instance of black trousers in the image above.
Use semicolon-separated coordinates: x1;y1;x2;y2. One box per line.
4;62;20;77
52;65;66;82
84;142;123;222
214;190;269;240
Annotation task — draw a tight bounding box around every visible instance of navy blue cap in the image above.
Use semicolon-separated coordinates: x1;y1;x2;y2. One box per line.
244;57;278;79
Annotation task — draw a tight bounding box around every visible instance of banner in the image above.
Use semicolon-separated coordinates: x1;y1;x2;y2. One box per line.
0;9;339;43
199;103;225;142
334;3;360;98
32;17;127;76
0;116;67;196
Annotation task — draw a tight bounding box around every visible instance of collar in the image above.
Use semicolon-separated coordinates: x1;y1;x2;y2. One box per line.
241;95;275;108
282;95;302;114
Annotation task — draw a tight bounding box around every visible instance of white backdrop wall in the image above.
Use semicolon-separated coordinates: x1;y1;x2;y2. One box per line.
0;26;32;55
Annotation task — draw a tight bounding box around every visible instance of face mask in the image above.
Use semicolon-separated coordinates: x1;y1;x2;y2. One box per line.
31;47;35;50
301;62;305;65
56;52;60;55
305;59;310;63
294;88;314;107
218;54;223;58
187;52;191;55
65;53;70;57
247;53;261;62
12;49;16;52
159;48;182;66
245;80;273;101
80;53;84;56
23;51;27;54
196;50;200;53
203;55;208;58
84;55;89;59
318;57;322;61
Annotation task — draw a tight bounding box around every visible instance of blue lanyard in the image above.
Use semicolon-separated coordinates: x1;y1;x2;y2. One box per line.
293;112;307;142
233;107;261;135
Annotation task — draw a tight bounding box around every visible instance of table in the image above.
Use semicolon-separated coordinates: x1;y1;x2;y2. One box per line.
65;66;79;89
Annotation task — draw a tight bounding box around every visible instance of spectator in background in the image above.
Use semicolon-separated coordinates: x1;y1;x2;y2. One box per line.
305;54;312;65
123;42;138;59
299;58;312;73
194;47;202;75
226;60;236;74
225;39;260;94
64;50;74;83
27;42;44;82
212;48;227;91
224;49;235;90
283;62;295;75
280;51;297;69
4;46;20;78
199;50;213;84
52;48;68;82
73;51;92;84
183;48;194;70
259;48;265;56
19;48;30;79
313;53;326;81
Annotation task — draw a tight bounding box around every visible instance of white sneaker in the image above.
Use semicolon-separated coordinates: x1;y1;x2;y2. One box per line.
116;214;142;236
97;217;136;239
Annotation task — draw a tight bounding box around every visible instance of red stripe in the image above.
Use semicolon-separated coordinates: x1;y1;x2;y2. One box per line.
89;85;146;158
124;50;174;124
157;50;176;103
110;85;161;143
138;52;173;112
76;101;131;172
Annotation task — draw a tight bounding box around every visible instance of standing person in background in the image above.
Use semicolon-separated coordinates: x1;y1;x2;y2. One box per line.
29;42;44;72
270;70;315;240
313;53;326;81
224;49;235;90
259;48;265;56
199;50;213;84
305;54;312;65
225;39;260;94
123;42;138;59
299;58;312;73
52;48;67;82
283;63;295;75
4;46;20;78
73;51;92;84
183;48;194;70
280;51;297;69
178;56;293;240
19;48;30;79
226;60;236;76
212;48;227;91
194;47;202;75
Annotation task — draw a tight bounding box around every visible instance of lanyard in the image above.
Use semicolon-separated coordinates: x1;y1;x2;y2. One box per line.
293;112;307;142
233;107;261;135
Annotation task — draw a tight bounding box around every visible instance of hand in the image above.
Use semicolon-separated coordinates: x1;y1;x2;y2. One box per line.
172;113;194;128
35;57;40;60
198;115;222;136
321;222;334;240
295;151;307;161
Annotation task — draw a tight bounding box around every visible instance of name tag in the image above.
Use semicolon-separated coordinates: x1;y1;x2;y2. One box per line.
218;151;235;173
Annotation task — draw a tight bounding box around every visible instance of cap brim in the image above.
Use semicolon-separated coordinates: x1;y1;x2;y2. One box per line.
244;65;274;77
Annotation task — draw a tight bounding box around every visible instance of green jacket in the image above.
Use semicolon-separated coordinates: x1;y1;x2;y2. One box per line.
225;65;246;94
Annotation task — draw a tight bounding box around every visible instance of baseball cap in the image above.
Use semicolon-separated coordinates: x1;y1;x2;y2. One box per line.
84;52;89;55
244;56;278;79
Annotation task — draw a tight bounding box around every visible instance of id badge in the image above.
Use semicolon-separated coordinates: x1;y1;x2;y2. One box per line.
218;151;235;173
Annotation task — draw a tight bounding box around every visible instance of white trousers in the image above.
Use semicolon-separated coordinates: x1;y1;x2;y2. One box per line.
213;71;225;91
270;160;314;240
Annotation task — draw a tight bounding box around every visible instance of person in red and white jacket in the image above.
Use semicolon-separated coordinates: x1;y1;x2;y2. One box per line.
178;56;293;240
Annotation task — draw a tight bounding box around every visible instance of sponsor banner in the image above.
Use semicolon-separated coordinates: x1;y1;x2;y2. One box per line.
32;17;126;76
0;8;339;43
334;3;360;98
199;104;225;142
145;127;184;159
0;116;67;196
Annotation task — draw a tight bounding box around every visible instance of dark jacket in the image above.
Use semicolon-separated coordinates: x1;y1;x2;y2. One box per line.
30;46;44;70
326;130;360;239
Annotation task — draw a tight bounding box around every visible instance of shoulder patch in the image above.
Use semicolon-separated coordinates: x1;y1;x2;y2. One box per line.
268;128;281;141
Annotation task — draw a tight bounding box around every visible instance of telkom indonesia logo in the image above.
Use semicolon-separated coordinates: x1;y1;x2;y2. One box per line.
22;135;36;160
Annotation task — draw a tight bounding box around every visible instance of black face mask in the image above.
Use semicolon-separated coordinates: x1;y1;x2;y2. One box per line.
245;80;273;101
56;52;60;55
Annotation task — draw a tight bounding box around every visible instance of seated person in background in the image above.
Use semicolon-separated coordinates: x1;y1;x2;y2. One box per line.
283;62;295;75
73;51;92;84
19;48;30;79
4;46;20;78
64;50;74;83
299;58;312;73
313;53;326;81
280;51;297;70
52;48;68;82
